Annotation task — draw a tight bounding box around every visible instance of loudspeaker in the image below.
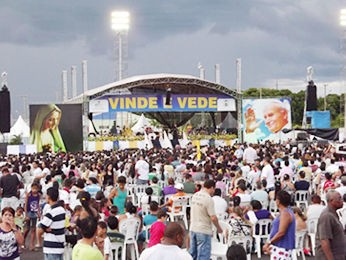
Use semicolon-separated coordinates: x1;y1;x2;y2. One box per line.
307;117;311;124
88;112;93;121
0;143;7;154
165;91;171;105
297;132;308;141
306;81;317;111
0;86;10;133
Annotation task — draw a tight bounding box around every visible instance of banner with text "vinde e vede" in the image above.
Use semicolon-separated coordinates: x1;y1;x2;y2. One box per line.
89;94;236;113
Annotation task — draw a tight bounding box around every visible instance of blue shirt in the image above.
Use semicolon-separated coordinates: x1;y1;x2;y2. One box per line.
84;184;101;198
270;208;296;249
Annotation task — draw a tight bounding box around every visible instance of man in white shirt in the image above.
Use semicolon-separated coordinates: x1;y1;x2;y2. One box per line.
336;176;346;197
307;194;325;220
243;144;257;164
261;157;275;191
135;155;149;185
32;161;43;180
139;222;192;260
212;188;228;215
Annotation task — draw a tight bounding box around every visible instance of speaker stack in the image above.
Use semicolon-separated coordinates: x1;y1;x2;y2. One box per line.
0;85;11;133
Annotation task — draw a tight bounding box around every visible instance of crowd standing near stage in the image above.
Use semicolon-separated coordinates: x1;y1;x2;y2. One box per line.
0;140;345;260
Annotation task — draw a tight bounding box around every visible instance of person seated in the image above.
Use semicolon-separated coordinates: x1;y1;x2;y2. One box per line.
138;201;159;244
212;188;228;215
251;181;269;208
183;174;196;194
235;182;251;206
163;178;177;196
292;206;307;231
294;171;310;191
228;206;252;237
147;210;168;248
306;194;325;220
226;244;247;260
160;183;187;212
323;172;335;192
95;221;107;255
150;177;162;197
104;216;125;260
245;200;272;225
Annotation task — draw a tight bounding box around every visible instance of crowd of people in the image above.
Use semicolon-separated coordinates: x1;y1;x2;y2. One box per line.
0;140;345;260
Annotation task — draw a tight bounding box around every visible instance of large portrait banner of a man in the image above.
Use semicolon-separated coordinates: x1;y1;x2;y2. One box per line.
30;104;83;153
242;98;292;143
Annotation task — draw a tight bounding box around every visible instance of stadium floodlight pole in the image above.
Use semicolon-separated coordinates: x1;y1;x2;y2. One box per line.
340;9;346;129
236;58;242;143
111;11;130;81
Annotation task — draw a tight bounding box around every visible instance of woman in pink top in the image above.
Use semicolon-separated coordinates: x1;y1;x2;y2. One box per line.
148;210;168;247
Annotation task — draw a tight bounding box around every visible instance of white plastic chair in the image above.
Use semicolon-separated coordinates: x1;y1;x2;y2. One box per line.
167;196;189;229
295;190;309;211
292;231;306;260
337;207;346;227
119;217;141;260
144;224;152;243
269;199;279;216
252;219;272;258
210;240;228;260
216;212;229;222
227;235;252;260
109;241;124;260
307;218;318;256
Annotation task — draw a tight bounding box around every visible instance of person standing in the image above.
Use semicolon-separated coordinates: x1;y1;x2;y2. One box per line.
261;157;275;192
189;180;222;260
72;217;103;260
0;207;24;259
37;187;66;260
135;155;149;185
0;167;20;211
263;190;296;259
315;190;346;260
243;144;257;164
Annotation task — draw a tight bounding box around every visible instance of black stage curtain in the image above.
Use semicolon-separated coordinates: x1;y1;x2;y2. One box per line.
283;128;339;141
0;86;10;133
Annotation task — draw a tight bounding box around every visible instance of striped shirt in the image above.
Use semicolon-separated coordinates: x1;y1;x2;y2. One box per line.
39;203;66;254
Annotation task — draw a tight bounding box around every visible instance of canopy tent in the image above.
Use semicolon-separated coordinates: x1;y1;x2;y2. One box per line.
219;112;237;129
10;115;30;137
131;114;151;134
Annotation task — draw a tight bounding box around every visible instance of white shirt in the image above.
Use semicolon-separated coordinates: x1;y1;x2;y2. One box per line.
335;185;346;197
212;196;228;215
261;164;275;189
307;204;325;220
135;159;149;181
139;244;192;260
33;167;43;178
243;147;257;164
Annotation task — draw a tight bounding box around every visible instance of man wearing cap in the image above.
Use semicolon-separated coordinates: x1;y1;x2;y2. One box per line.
160;183;186;213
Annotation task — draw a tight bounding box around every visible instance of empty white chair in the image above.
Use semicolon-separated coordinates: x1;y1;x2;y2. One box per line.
295;190;309;211
307;218;318;256
119;217;141;260
167;196;189;229
269;199;279;216
337;207;346;227
292;231;306;260
216;212;229;222
252;219;272;258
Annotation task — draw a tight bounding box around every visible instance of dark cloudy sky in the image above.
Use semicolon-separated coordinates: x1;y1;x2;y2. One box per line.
0;0;345;121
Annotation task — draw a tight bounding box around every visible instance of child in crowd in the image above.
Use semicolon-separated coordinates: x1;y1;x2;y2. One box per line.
148;209;167;248
24;182;41;251
14;206;25;233
95;221;108;255
104;216;125;260
70;205;83;231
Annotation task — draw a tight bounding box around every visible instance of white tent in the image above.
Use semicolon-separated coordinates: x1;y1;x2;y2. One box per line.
131;114;151;134
10;115;30;137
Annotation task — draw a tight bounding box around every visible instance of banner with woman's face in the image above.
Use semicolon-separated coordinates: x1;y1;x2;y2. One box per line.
29;104;83;153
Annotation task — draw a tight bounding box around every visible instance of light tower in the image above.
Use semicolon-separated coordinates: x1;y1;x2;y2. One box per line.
340;9;346;128
111;11;130;81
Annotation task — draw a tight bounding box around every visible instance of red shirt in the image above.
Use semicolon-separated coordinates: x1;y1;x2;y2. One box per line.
323;180;335;191
148;221;166;247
